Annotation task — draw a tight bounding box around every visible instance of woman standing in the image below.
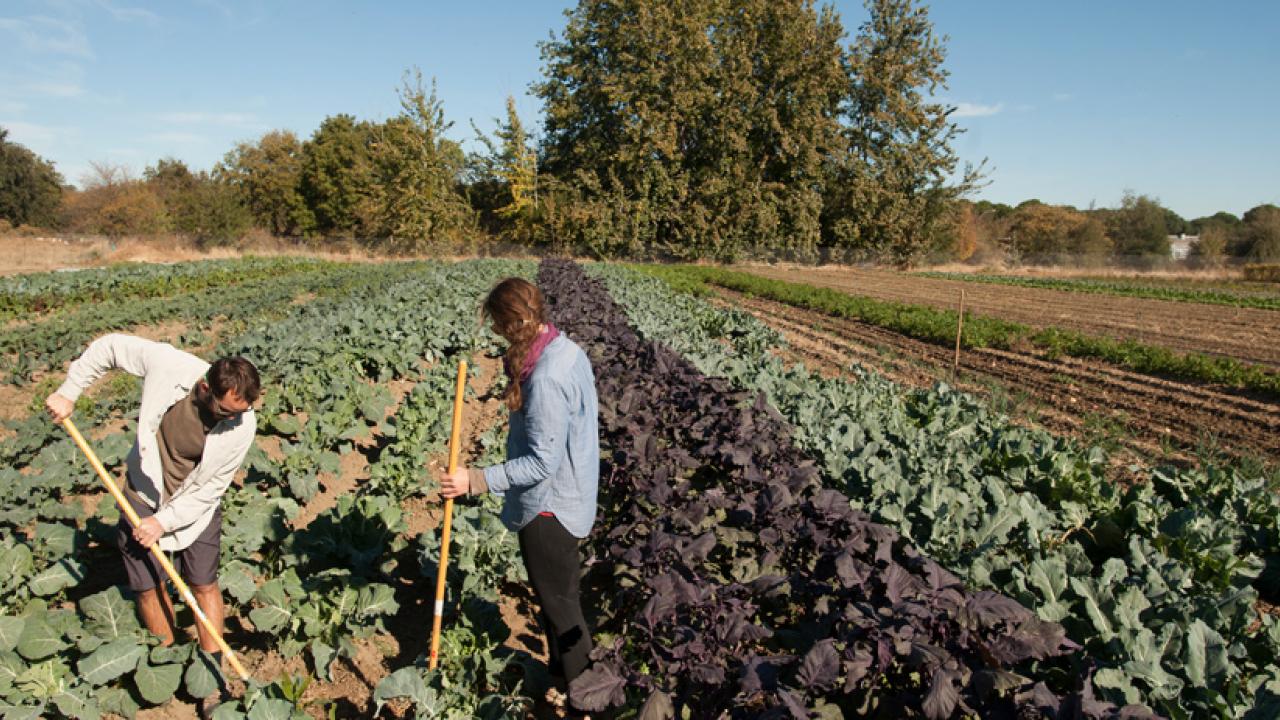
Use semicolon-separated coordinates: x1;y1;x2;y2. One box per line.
439;277;599;712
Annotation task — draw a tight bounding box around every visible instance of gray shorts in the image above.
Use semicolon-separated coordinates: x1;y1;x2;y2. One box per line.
116;489;221;592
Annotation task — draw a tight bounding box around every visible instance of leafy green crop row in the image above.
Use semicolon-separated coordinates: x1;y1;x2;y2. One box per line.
596;263;1280;719
0;257;337;323
0;259;536;718
645;265;1280;397
2;261;388;385
210;260;535;717
913;271;1280;310
0;375;247;718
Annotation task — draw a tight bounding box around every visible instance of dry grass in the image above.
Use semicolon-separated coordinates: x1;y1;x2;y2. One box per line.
916;261;1247;282
0;233;380;276
727;258;1248;282
0;232;558;277
0;232;1250;284
1;235;121;275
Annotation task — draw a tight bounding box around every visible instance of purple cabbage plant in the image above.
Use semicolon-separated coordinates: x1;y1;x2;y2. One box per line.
537;259;1154;720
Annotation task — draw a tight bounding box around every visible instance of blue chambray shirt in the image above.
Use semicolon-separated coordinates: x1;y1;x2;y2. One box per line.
483;334;599;538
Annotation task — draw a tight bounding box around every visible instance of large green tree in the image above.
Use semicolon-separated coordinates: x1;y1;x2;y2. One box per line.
299;114;376;237
144;157;199;199
1189;211;1241;236
1106;191;1170;261
824;0;982;266
470;96;540;242
361;70;474;253
1190;224;1228;268
63;163;169;237
0;128;64;228
1241;204;1280;261
1161;206;1189;236
537;0;845;260
217;130;315;237
1006;202;1111;266
493;98;538;226
144;158;250;245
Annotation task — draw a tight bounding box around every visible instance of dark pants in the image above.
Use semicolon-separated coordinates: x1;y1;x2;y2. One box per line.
117;489;221;592
519;514;593;689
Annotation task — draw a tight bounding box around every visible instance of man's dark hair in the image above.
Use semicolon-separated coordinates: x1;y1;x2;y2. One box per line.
207;357;261;403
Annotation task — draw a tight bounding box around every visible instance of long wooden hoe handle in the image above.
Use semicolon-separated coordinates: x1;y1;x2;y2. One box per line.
61;418;252;682
429;360;468;670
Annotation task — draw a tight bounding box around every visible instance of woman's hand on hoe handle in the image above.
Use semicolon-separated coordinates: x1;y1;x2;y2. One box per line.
439;467;470;499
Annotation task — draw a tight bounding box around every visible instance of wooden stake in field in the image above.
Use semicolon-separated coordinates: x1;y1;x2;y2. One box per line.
952;289;966;382
429;360;468;670
60;418;251;682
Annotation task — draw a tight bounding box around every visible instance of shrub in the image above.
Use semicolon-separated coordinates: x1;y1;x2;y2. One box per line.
1242;263;1280;283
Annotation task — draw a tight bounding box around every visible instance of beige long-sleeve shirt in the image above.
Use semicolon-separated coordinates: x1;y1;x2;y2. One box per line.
56;334;256;551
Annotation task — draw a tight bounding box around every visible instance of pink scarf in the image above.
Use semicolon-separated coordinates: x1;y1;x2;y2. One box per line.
509;323;559;383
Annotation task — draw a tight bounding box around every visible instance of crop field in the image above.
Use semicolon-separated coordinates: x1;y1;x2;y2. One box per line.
911;272;1280;311
1;257;1278;719
737;265;1280;368
676;265;1280;468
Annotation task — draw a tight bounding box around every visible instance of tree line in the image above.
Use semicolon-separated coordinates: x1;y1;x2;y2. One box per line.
954;195;1280;268
2;0;1277;266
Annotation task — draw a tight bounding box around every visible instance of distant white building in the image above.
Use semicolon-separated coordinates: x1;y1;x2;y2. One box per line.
1168;233;1198;260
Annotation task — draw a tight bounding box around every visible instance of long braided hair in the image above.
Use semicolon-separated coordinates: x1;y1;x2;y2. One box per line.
483;277;547;412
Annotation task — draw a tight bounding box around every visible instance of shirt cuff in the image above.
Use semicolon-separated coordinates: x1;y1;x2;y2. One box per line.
54;378;83;403
482;465;508;495
468;468;488;495
152;506;179;533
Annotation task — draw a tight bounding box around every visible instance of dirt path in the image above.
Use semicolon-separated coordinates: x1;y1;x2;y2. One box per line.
406;352;549;662
715;288;1280;468
286;382;398;533
736;265;1280;369
382;353;556;718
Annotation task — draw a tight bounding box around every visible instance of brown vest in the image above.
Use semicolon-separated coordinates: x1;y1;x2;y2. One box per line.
155;387;217;497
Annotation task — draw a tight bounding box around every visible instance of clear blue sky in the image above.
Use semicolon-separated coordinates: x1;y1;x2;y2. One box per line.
2;1;1277;220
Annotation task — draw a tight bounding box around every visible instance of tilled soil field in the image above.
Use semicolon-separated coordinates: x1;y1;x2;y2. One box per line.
736;265;1280;368
714;288;1280;468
